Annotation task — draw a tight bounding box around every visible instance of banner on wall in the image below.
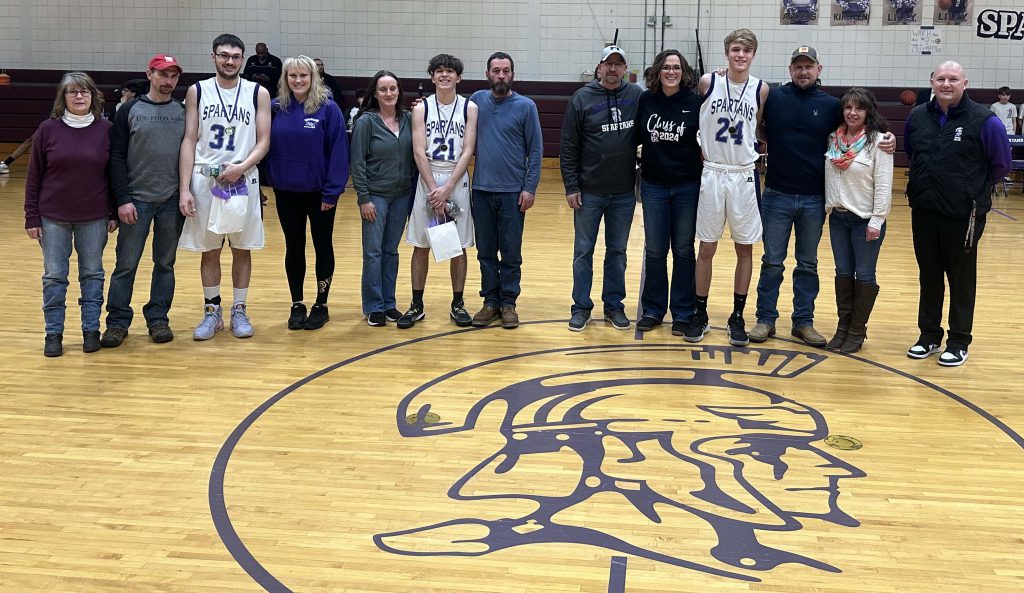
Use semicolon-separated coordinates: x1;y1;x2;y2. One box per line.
976;10;1024;39
781;0;820;25
934;0;971;25
883;0;920;25
832;0;871;25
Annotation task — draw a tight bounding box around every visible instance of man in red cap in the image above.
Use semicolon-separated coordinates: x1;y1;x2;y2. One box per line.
100;54;188;348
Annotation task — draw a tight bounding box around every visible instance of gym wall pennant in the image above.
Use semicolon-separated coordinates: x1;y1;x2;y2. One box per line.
832;0;871;25
934;0;971;25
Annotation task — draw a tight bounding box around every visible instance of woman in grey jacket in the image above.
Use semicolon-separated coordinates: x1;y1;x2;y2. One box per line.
350;70;415;326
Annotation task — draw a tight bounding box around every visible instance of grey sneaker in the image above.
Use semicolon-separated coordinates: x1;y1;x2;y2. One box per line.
231;304;254;338
193;304;224;341
568;310;591;332
748;322;775;343
604;309;631;330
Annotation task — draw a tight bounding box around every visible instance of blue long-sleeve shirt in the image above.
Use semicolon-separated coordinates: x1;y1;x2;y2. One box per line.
264;96;350;204
469;90;543;194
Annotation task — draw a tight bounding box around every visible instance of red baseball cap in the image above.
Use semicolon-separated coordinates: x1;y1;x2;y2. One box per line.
148;54;183;73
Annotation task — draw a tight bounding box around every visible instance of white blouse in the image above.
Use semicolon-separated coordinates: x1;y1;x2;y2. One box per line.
823;139;894;230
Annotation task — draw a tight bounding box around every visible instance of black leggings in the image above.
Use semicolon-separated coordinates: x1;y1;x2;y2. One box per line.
275;189;336;304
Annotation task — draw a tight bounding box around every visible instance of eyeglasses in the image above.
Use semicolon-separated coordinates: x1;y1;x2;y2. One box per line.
64;89;91;96
603;62;627;70
660;65;683;72
215;52;244;62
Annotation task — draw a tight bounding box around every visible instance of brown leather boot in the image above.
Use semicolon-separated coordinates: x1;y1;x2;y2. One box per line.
827;276;855;351
840;282;879;353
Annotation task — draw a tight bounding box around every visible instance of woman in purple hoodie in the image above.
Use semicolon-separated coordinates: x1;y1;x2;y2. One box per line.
264;55;349;330
24;72;116;357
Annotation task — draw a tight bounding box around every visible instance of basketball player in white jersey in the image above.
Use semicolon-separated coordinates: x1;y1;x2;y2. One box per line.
685;28;769;347
398;54;479;329
178;34;271;340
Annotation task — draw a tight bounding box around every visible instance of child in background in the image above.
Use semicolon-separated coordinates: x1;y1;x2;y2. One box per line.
990;86;1018;136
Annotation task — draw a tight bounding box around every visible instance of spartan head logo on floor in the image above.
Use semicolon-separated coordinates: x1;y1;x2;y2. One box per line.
374;344;865;583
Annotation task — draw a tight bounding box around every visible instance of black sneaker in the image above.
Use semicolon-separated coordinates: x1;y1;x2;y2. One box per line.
44;333;63;358
450;300;473;327
604;309;631;330
568;310;591;332
385;308;403;323
907;340;942;359
727;313;749;347
304;304;329;330
671;320;687;336
148;323;174;344
83;330;101;353
397;303;425;329
288;303;307;330
937;348;968;367
637;316;662;332
100;327;128;348
683;311;709;343
366;311;387;327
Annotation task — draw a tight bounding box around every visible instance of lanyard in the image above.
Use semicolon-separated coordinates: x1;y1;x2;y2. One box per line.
214;81;243;124
724;75;751;134
435;95;459;149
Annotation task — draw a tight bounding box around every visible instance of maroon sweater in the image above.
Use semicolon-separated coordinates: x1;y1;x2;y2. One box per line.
24;117;114;229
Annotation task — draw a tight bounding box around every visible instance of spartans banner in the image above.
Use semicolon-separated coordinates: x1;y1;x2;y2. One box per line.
832;0;871;25
883;0;920;25
781;0;820;25
934;0;971;25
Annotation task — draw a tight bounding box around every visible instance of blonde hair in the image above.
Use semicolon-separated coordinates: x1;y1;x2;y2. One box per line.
723;29;758;54
277;55;329;115
51;72;104;119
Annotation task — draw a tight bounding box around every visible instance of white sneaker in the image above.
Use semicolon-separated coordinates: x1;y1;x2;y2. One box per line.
193;304;224;340
0;163;9;175
231;303;254;338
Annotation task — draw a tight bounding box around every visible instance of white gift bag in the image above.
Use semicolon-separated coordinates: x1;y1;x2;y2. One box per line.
208;179;249;234
426;216;462;262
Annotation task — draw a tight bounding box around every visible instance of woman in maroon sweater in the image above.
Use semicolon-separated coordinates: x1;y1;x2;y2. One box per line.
24;72;116;357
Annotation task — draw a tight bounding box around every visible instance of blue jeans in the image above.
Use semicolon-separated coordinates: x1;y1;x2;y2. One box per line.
472;190;525;307
572;191;636;314
755;188;825;328
829;209;886;284
106;198;185;329
39;217;108;334
361;194;410;315
639;180;699;322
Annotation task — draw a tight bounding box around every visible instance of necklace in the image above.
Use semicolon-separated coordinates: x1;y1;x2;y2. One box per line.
724;75;750;135
434;95;459;152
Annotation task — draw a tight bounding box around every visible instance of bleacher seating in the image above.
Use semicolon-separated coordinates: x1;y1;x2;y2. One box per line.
0;69;1011;167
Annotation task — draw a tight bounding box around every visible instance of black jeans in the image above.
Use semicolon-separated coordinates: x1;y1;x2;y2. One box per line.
274;189;336;304
911;208;986;350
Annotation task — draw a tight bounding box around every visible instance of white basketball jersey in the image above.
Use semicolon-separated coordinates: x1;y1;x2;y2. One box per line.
699;73;762;166
194;77;259;166
423;94;468;170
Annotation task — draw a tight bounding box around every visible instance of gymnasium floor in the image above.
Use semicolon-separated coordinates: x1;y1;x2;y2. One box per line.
2;150;1024;593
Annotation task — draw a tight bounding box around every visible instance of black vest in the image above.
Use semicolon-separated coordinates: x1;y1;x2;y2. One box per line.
906;93;994;219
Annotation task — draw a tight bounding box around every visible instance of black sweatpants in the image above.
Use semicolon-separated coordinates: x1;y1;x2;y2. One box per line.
911;208;986;350
275;189;336;304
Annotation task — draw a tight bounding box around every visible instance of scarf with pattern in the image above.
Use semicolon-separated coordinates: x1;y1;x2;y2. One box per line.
826;126;867;171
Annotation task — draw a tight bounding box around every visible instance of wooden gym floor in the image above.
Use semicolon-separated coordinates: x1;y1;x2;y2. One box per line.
2;144;1024;592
